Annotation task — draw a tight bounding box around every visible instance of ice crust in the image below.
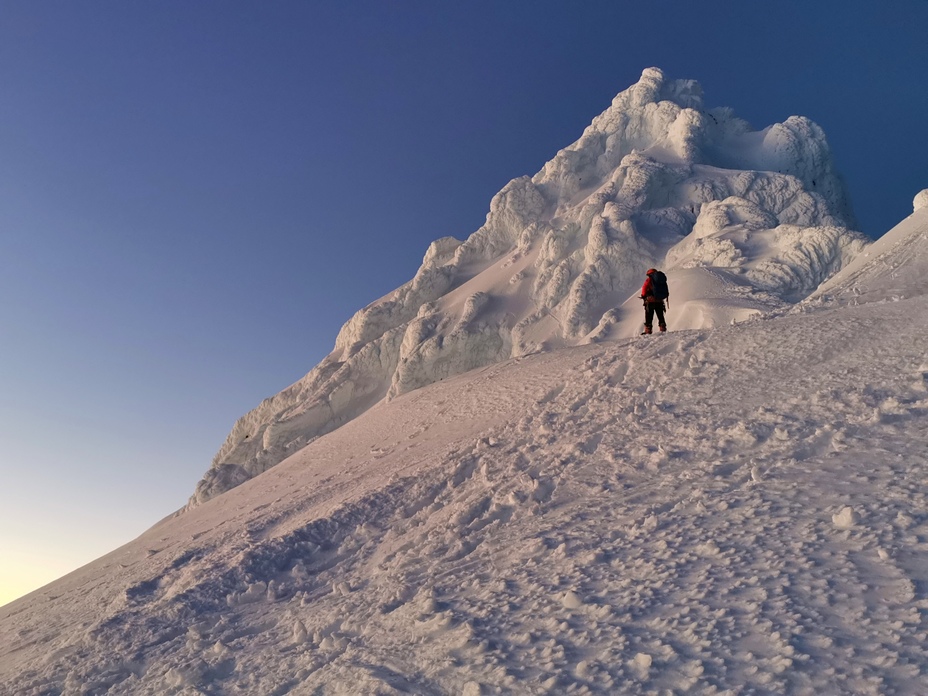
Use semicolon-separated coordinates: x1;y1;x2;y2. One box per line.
191;68;867;506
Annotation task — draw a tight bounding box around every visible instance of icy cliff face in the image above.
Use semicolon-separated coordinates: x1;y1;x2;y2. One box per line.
190;67;867;506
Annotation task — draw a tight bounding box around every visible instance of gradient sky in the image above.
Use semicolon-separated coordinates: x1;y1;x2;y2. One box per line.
1;1;926;606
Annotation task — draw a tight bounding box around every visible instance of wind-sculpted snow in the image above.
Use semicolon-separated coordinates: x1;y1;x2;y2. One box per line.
666;197;866;302
4;293;928;694
191;67;867;505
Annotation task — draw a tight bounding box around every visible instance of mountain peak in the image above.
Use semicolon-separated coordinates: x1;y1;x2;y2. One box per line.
619;67;704;110
189;70;867;506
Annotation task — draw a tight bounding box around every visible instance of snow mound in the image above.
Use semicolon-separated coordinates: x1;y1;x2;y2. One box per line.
191;68;866;505
805;205;928;308
832;506;860;529
914;188;928;212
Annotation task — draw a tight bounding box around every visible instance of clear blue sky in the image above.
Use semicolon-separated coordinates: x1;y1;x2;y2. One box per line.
1;1;926;605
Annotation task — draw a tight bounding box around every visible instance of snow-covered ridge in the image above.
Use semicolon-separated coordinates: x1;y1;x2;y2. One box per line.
190;67;867;506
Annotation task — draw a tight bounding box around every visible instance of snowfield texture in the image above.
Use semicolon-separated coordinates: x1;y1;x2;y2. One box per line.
191;68;868;505
1;208;927;694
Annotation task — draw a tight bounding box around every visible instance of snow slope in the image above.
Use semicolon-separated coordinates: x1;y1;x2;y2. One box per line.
805;204;928;308
191;68;867;505
2;211;927;693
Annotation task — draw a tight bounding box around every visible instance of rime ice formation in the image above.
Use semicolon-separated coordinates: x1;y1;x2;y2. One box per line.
914;188;928;211
190;68;868;506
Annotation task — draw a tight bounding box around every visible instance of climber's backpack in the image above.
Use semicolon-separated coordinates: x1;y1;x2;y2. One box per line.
650;270;669;300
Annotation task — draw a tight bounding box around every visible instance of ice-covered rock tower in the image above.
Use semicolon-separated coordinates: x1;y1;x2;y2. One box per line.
190;68;867;505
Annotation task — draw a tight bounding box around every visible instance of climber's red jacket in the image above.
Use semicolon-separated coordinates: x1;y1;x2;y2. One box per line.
640;276;655;300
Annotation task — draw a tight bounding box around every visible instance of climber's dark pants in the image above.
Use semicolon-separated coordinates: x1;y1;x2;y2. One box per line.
644;301;666;329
